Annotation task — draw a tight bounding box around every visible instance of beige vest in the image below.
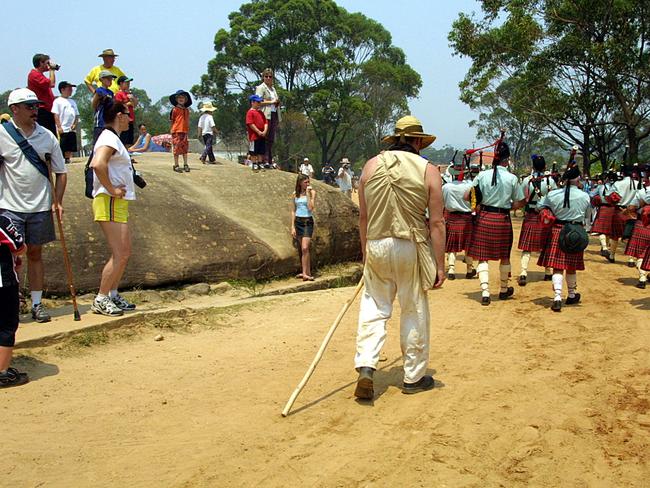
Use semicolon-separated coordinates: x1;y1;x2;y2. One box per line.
365;150;437;290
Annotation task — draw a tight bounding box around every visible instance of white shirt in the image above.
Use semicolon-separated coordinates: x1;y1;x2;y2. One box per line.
51;97;79;132
613;176;640;206
0;121;66;213
443;180;473;212
300;163;313;176
91;129;136;200
197;113;215;136
338;167;352;191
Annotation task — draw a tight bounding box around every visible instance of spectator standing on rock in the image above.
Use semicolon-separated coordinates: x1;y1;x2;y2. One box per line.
0;214;29;388
255;68;281;167
0;88;67;323
169;90;192;173
84;49;125;94
299;158;314;178
291;174;316;281
245;94;267;171
114;76;137;147
197;102;217;164
51;81;79;164
27;53;58;135
89;102;137;316
337;158;353;197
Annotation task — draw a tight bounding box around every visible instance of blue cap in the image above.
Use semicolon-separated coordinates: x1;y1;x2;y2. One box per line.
249;94;263;102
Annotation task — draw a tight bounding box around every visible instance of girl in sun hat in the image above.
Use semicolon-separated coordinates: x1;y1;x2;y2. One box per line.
169;90;192;173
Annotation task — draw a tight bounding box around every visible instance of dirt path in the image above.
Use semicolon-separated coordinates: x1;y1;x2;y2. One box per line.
5;223;650;487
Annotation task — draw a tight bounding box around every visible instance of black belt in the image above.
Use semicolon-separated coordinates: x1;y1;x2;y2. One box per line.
295;216;313;222
481;205;511;214
449;211;472;215
556;220;583;225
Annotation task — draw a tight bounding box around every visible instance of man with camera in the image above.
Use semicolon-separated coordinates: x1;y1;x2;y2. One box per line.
27;54;59;135
337;158;353;198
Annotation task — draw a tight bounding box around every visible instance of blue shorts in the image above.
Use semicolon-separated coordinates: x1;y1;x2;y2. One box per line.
0;209;56;246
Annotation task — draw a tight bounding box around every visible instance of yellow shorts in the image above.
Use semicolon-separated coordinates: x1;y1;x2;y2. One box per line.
93;193;129;223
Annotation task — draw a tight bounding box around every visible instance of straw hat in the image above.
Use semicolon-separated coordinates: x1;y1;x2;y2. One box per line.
200;102;216;112
381;115;436;149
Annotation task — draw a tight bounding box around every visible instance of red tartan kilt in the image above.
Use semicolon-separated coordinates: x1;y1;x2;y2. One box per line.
590;206;625;238
445;212;473;252
624;220;650;258
517;210;550;252
537;224;585;270
641;246;650;271
467;210;513;261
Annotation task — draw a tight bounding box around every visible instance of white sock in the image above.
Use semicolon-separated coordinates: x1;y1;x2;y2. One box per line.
544;267;552;276
109;289;118;298
599;234;609;250
95;293;108;302
499;264;511;292
31;291;43;306
466;256;474;272
638;259;647;282
448;252;456;274
478;261;490;297
566;274;577;298
552;273;563;301
610;239;619;258
520;252;531;276
628;257;636;264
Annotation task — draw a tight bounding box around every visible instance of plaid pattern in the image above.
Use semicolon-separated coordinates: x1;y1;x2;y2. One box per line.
537;223;585;270
468;209;513;261
624;220;650;258
590;206;625;238
445;212;473;252
517;210;550;252
641;246;650;271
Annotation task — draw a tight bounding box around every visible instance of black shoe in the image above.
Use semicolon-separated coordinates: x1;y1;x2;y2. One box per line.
481;296;491;306
402;375;435;395
465;269;477;279
627;261;636;268
636;281;646;289
0;367;29;388
565;293;581;305
517;275;527;286
354;367;374;400
551;299;562;312
607;255;615;263
498;287;514;300
600;249;609;257
447;273;456;281
544;274;553;281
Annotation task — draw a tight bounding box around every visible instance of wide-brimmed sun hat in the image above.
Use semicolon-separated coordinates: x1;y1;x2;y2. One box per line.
381;115;436;149
169;90;192;107
98;49;119;57
200;102;216;112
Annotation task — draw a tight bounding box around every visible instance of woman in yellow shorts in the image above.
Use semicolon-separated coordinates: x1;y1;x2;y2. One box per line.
89;102;137;316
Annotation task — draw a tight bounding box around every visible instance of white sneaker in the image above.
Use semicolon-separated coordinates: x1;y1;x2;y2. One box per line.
91;296;124;316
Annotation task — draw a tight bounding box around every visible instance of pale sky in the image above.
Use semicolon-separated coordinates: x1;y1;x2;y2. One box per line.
0;0;481;147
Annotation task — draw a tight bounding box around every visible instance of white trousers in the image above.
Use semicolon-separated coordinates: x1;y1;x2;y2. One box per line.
355;237;430;383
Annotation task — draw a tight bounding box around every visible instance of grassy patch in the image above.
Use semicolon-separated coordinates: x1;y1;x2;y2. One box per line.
227;278;269;297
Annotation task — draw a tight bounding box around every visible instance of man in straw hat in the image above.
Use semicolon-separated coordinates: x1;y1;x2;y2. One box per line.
353;115;445;400
197;102;218;164
84;49;126;94
465;136;525;305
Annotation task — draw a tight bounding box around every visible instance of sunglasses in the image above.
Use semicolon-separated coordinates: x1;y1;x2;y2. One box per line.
264;75;273;78
22;104;40;111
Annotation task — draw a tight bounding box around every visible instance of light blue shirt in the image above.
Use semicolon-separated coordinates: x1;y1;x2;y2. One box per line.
294;196;312;218
614;176;641;206
472;166;520;208
443;180;473;212
516;174;557;205
537;186;590;222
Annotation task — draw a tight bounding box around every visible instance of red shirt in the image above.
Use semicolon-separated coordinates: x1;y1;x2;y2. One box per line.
115;90;135;122
27;69;55;111
246;108;266;141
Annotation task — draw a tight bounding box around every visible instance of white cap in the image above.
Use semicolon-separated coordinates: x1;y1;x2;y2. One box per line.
303;157;309;161
8;88;42;106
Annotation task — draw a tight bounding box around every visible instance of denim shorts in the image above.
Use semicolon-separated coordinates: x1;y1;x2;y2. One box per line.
0;209;56;245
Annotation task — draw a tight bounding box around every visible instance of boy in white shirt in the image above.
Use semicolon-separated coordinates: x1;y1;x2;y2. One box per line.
51;81;79;164
197;102;217;164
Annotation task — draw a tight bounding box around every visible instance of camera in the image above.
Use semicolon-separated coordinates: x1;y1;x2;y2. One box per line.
48;60;61;71
133;170;147;189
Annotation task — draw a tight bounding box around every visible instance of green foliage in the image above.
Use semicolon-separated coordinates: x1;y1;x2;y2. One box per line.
0;90;10;116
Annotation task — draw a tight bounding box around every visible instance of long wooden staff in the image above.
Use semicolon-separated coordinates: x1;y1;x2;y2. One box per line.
281;278;365;417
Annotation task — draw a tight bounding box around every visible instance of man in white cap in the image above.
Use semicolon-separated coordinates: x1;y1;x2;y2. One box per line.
0;89;67;323
338;158;353;198
353;115;445;400
299;157;314;178
197;102;218;164
84;49;126;94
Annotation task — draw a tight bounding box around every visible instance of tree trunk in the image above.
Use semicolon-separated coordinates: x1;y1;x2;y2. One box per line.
627;128;639;165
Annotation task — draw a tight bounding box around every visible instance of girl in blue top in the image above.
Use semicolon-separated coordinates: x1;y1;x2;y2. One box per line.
291;174;316;281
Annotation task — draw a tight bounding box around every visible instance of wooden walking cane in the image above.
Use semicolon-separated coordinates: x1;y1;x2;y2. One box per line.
45;154;81;321
281;278;365;417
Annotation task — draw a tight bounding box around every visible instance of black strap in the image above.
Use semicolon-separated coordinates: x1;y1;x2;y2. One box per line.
481;205;511;214
1;123;49;179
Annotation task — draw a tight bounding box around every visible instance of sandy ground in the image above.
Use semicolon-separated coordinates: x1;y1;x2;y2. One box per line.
4;215;650;487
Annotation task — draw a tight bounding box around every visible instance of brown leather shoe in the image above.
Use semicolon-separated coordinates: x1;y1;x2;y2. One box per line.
354;367;374;400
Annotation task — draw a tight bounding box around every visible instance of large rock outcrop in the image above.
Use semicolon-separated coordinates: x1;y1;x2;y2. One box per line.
41;154;360;293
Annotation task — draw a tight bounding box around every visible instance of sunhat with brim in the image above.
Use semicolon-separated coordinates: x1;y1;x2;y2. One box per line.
0;113;11;123
200;102;216;112
381;115;436;149
98;49;119;57
99;70;117;80
170;90;192;107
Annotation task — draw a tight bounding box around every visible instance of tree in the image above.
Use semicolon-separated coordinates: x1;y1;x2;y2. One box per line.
193;0;421;165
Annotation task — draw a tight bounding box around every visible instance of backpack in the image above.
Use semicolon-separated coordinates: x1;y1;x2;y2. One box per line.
559;222;589;254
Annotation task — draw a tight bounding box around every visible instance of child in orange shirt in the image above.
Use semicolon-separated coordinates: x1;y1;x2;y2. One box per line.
169;89;192;173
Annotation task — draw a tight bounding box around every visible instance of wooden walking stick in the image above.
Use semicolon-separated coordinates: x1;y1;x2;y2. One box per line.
46;154;81;321
281;278;365;417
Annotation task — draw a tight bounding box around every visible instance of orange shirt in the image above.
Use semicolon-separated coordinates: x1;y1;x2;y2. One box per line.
170;106;189;133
